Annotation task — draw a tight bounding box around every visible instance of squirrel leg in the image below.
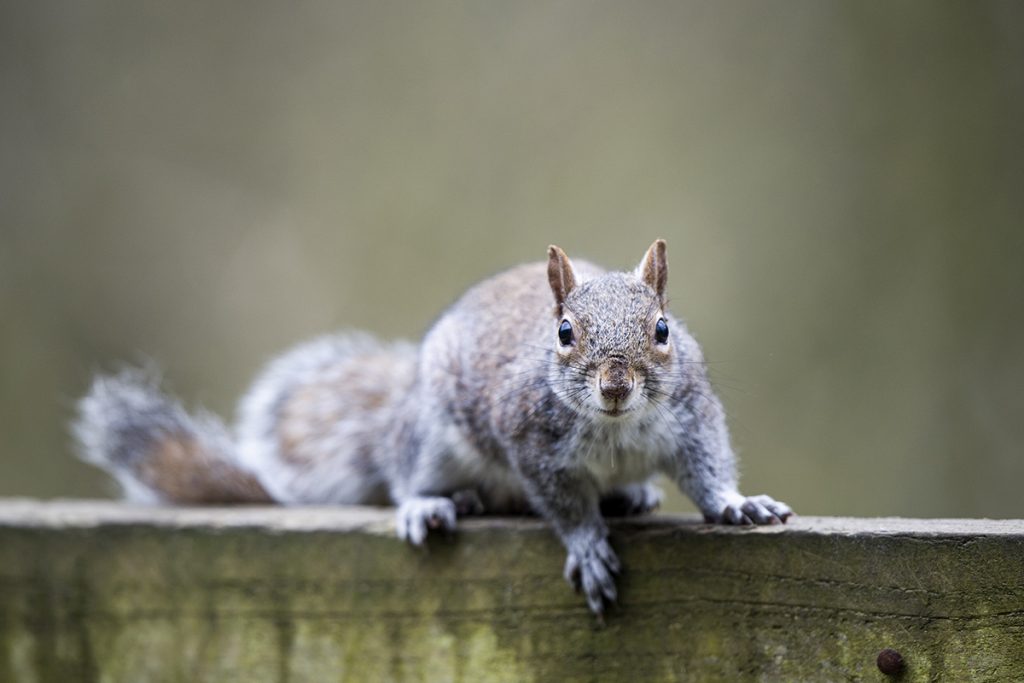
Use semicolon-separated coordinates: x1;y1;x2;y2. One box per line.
665;394;793;525
671;437;793;525
676;462;793;526
516;456;619;615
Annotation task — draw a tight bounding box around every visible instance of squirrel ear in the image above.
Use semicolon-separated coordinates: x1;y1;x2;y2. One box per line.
637;239;668;300
547;245;577;310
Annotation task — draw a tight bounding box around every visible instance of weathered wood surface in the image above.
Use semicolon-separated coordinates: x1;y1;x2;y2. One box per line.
1;500;1022;682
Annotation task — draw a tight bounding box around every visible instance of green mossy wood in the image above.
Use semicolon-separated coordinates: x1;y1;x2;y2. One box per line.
1;501;1022;682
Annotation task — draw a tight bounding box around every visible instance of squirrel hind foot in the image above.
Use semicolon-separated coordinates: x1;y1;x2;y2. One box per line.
450;489;486;517
395;496;458;545
599;482;663;517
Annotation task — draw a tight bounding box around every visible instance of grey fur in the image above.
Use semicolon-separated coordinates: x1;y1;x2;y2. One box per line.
75;368;177;503
74;240;792;615
73;368;269;503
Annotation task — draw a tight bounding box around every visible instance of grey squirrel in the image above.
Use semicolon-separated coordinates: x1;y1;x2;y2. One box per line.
75;240;792;614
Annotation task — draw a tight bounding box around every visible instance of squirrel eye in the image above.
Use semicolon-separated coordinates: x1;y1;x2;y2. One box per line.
655;318;669;344
558;320;574;346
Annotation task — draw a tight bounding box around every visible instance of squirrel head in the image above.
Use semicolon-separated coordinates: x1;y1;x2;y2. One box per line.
546;240;680;420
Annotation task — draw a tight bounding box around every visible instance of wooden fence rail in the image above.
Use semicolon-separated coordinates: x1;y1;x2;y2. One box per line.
1;500;1022;682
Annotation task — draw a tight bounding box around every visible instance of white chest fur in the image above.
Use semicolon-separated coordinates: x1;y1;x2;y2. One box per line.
577;416;675;490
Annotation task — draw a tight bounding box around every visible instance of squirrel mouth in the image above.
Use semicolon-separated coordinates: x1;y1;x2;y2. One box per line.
598;407;629;418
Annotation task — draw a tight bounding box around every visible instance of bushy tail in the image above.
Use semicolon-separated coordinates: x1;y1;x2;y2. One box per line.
73;369;273;504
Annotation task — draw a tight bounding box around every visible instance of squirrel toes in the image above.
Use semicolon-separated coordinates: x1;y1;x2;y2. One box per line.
75;239;792;614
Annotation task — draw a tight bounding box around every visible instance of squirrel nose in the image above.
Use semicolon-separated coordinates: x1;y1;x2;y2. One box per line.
600;380;632;401
599;361;634;401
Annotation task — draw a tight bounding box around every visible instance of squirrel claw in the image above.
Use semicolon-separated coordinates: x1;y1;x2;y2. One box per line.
710;494;793;526
564;536;620;614
396;497;457;545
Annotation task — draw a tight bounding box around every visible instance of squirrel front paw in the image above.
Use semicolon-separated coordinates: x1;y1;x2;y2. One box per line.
599;482;663;517
563;535;621;615
396;496;457;545
704;493;793;525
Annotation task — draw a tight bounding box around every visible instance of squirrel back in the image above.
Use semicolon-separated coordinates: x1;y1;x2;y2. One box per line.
234;333;416;505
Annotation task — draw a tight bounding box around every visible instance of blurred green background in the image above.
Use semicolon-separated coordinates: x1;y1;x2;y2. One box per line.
2;1;1022;518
